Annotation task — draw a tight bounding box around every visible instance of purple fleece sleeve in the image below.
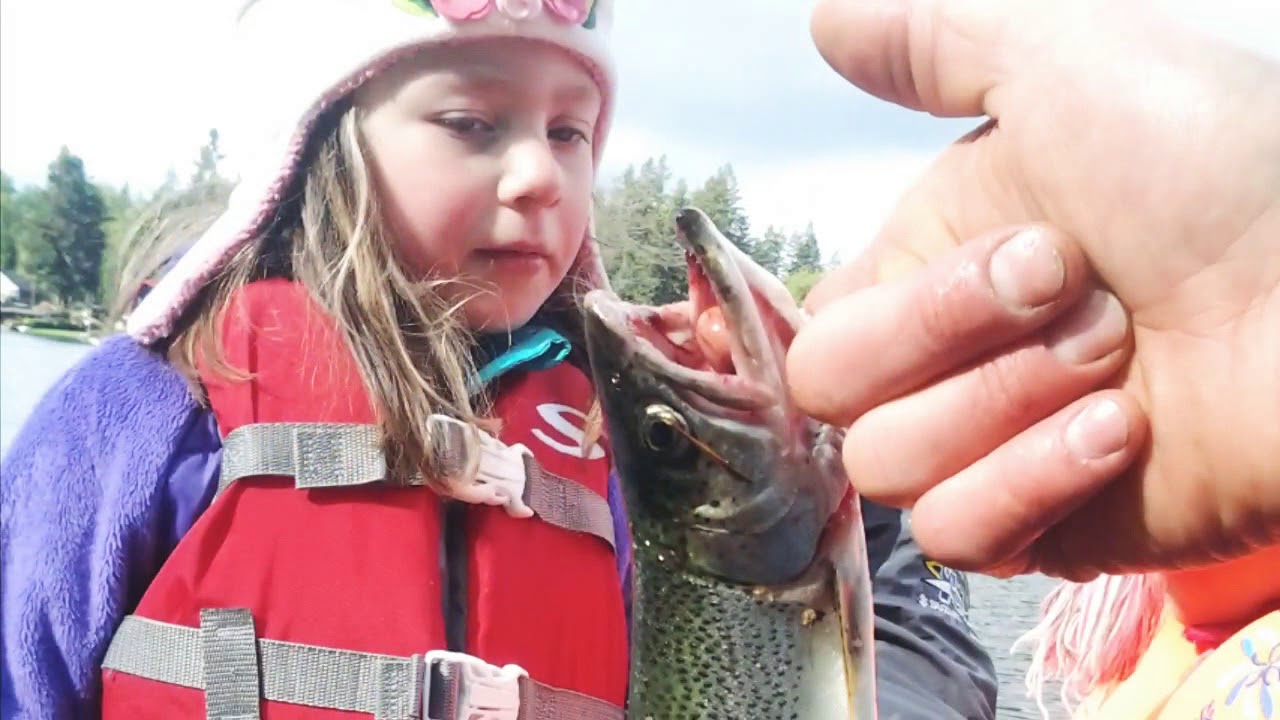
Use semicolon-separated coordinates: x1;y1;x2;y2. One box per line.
1;336;220;720
606;470;633;635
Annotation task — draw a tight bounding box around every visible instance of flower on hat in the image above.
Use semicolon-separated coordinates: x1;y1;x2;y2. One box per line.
394;0;596;25
543;0;591;24
495;0;541;20
430;0;493;20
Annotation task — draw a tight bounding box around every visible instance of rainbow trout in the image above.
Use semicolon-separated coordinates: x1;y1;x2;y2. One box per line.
583;208;878;719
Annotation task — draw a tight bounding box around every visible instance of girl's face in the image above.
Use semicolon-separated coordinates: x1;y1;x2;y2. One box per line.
355;38;602;331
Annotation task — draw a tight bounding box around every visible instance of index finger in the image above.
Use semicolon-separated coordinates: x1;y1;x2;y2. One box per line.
787;224;1092;426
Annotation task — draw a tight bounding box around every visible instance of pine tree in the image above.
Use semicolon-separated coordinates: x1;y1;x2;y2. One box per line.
29;148;108;305
787;222;822;274
778;222;825;302
189;128;232;202
596;158;686;304
1;173;20;271
593;155;832;304
689;164;752;256
97;182;140;304
753;226;788;277
191;129;224;185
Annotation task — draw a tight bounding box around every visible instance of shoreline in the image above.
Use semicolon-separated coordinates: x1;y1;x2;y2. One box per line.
6;325;98;345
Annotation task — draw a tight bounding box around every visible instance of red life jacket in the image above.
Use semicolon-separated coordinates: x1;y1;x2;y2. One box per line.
100;279;629;719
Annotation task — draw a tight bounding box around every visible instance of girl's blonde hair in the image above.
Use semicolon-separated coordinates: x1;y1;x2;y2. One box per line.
114;101;600;485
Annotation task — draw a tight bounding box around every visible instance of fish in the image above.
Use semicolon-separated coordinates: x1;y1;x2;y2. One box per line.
582;207;879;719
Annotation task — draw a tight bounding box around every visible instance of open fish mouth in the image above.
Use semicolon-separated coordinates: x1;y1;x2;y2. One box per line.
584;208;806;425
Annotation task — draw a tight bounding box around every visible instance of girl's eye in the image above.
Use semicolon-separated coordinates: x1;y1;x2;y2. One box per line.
549;126;590;145
436;116;496;138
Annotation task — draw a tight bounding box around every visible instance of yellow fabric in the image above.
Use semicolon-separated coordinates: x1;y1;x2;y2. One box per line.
1161;610;1279;719
1074;609;1200;720
1076;610;1280;719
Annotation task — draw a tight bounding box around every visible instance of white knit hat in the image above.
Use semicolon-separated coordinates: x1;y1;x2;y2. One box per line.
127;0;616;344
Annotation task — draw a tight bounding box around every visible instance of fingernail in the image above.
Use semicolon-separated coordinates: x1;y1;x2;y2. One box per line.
989;228;1066;310
1048;290;1128;365
1065;399;1129;460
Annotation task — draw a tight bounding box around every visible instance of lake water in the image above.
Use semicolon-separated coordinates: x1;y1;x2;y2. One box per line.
0;329;1066;718
0;329;98;457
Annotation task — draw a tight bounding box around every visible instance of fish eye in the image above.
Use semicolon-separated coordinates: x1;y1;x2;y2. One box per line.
641;404;690;455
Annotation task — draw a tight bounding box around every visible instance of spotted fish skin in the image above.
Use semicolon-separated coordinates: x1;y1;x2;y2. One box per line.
628;539;850;720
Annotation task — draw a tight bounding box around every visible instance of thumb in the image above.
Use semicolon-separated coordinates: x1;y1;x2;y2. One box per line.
809;0;1018;118
803;0;1045;311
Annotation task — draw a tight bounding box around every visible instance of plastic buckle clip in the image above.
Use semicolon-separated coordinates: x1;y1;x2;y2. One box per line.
422;650;528;720
430;415;534;519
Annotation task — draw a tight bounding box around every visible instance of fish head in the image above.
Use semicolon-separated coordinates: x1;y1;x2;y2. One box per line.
583;207;850;587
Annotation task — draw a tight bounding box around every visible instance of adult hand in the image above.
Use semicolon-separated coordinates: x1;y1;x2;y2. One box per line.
787;0;1280;580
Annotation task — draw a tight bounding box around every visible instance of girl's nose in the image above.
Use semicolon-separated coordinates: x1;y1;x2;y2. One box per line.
497;137;562;210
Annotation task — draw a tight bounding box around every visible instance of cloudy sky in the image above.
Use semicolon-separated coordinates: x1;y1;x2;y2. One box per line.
2;0;1276;260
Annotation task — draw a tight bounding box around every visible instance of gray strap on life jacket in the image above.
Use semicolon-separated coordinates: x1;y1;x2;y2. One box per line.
219;423;397;495
521;454;617;553
201;608;263;720
102;613;624;720
217;420;615;551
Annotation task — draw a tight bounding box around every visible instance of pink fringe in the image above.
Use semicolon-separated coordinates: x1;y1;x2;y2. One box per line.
1012;573;1168;719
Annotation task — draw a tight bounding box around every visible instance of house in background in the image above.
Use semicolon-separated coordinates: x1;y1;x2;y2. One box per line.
0;272;36;306
0;272;18;304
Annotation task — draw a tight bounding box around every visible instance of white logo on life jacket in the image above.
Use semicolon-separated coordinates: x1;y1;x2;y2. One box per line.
531;403;606;460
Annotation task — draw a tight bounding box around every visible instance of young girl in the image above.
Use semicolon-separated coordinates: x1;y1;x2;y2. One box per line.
2;1;631;718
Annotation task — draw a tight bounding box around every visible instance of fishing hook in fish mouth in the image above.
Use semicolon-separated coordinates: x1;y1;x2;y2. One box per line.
643;402;754;485
669;421;754;485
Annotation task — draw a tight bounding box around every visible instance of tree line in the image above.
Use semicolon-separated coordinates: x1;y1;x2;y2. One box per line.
594;157;834;305
0;132;834;314
0;130;231;312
